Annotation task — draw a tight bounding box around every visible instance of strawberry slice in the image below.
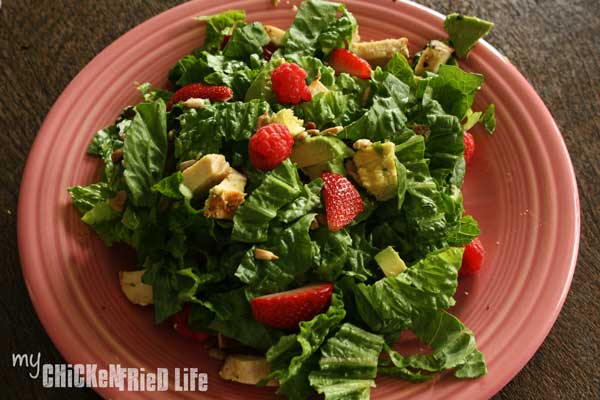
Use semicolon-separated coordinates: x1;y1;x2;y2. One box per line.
329;48;372;79
172;304;210;342
464;131;475;166
322;172;365;231
166;83;233;110
459;237;485;277
251;283;334;330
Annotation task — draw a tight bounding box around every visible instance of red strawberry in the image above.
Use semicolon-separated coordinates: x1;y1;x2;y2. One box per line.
459;237;485;277
329;48;372;79
322;172;364;231
172;304;210;342
251;283;334;330
248;123;294;170
166;83;233;110
464;131;475;165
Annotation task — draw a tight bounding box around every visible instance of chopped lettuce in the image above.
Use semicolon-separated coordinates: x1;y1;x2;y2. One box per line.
196;10;246;53
266;291;346;399
232;159;303;242
68;4;495;398
309;323;384;400
122;100;168;207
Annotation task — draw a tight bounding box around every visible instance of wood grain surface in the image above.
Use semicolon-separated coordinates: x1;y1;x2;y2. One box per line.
1;1;598;399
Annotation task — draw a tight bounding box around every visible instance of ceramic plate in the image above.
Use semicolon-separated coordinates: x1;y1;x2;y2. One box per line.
18;0;580;398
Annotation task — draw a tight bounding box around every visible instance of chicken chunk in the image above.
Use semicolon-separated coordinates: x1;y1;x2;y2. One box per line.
204;168;247;219
182;154;230;195
219;354;277;387
414;40;454;75
119;270;153;306
352;38;410;66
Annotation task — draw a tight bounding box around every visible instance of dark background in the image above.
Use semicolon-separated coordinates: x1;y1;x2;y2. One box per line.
1;0;598;399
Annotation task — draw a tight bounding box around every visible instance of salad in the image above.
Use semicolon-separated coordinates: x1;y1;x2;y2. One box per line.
68;1;496;398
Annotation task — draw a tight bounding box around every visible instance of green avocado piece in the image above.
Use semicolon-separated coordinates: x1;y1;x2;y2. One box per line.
444;14;494;58
353;141;398;201
375;246;406;277
290;136;354;168
301;156;347;180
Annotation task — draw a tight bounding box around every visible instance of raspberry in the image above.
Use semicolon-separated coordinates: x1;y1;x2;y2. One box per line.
464;131;475;165
249;123;294;170
271;63;312;104
459;237;485;277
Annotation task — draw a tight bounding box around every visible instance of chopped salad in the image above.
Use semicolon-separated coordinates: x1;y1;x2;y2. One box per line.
68;1;496;398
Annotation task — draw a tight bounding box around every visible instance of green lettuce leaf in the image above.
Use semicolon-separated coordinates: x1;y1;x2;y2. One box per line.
278;178;323;224
223;22;270;62
427;64;484;120
309;323;385;400
339;70;411;142
235;213;316;294
351;247;463;334
232;159;303;242
197;10;246;53
282;0;341;57
123;100;168;207
266;291;346;399
175;99;270;161
381;310;486;379
384;52;417;89
481;103;496;133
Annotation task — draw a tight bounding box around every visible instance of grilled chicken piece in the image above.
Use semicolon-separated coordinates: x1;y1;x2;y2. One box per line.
204;168;247;219
219;354;277;387
182;154;230;195
414;40;454;75
352;38;410;66
119;270;153;306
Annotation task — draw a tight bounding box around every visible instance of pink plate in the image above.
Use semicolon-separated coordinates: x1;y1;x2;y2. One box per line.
18;0;580;399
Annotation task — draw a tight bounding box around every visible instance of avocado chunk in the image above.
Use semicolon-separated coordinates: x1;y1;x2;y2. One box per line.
375;246;406;277
301;157;347;180
444;14;494;58
353;141;398;201
290;136;354;169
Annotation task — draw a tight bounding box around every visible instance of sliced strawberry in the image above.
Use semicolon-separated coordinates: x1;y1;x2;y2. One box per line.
329;48;372;79
464;131;475;166
251;283;334;330
322;172;364;231
172;304;210;342
166;83;233;110
459;237;485;277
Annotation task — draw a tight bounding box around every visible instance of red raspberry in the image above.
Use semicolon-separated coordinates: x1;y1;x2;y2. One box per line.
322;172;364;231
167;83;233;110
249;123;294;170
464;131;475;165
459;237;485;277
271;63;312;104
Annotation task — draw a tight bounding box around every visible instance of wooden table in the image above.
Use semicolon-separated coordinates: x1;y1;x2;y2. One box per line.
1;1;598;398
